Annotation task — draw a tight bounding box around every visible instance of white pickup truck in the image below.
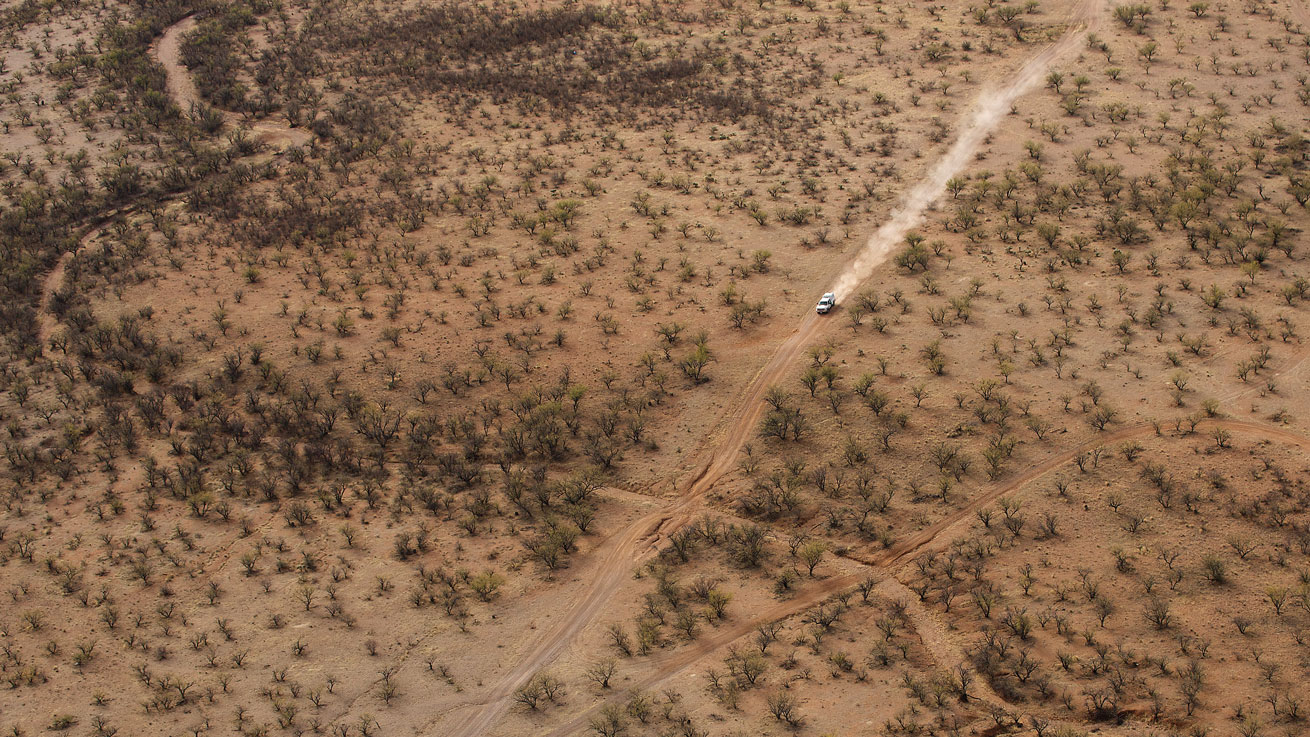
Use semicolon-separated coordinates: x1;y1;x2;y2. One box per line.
816;292;836;314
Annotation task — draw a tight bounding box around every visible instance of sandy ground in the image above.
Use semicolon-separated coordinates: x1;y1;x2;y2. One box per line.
5;0;1310;735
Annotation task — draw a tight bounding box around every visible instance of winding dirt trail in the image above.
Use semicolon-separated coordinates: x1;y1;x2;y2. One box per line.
37;248;79;348
446;2;1108;735
444;309;825;736
155;17;202;115
442;313;823;736
38;15;314;347
152;16;310;148
35;213;127;349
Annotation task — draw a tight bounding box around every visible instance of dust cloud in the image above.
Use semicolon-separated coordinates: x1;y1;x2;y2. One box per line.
831;4;1102;297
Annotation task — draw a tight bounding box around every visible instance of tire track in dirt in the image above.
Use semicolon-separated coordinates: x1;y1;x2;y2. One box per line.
40;15;312;349
871;417;1310;569
1214;339;1308;404
445;2;1107;735
873;577;1101;736
875;577;1006;714
541;417;1310;736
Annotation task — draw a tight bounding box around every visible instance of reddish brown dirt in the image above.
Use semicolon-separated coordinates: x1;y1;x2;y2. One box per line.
447;2;1118;733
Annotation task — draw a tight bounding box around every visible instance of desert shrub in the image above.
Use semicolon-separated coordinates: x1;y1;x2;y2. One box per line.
181;0;271;109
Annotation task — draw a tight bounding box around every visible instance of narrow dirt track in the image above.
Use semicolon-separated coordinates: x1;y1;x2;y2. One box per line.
832;0;1105;297
446;2;1109;735
875;417;1310;567
35;210;130;349
155;17;202;111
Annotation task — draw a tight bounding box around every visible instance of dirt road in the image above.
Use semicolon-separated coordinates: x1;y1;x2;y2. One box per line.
443;320;825;737
445;2;1110;735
